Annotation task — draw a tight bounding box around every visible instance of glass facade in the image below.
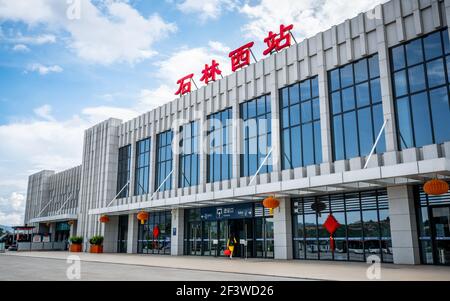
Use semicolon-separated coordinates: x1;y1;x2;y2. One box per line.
137;211;171;255
179;121;200;188
117;145;131;198
184;203;274;258
135;138;151;196
280;77;322;169
329;55;385;161
207;108;232;183
391;29;450;149
155;131;173;192
292;189;393;263
240;95;272;177
416;184;450;265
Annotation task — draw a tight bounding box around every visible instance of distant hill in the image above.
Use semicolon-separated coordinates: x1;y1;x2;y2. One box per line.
0;225;13;233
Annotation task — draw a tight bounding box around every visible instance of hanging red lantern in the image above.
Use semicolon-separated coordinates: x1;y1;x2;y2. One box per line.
263;196;280;215
99;215;110;223
68;220;75;226
137;211;149;225
323;214;341;252
424;179;449;196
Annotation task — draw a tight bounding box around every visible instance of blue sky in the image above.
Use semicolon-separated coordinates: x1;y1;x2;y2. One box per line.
0;0;386;225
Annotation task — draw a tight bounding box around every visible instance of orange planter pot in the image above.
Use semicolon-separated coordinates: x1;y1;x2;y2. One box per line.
90;245;103;254
70;244;82;252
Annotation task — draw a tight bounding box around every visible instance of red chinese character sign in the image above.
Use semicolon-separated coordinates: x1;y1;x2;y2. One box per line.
175;73;194;96
323;214;341;252
229;42;255;72
200;60;222;84
263;24;294;56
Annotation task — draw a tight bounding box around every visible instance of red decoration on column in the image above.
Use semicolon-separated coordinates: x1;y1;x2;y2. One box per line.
175;73;194;96
229;42;255;72
323;214;340;252
263;24;294;56
200;60;222;84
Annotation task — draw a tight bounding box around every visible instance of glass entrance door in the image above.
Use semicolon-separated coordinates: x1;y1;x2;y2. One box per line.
255;217;274;258
203;221;218;256
117;215;128;253
188;222;201;256
431;206;450;265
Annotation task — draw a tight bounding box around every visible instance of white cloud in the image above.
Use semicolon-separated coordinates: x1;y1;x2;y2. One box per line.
11;33;56;45
136;85;175;112
81;106;138;123
177;0;239;21
0;192;26;226
208;41;230;54
27;63;63;75
0;0;177;65
154;46;231;89
12;44;30;52
239;0;389;40
34;104;55;121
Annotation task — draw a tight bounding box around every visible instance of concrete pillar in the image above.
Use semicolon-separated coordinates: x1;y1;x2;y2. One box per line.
269;70;281;182
376;3;398;152
273;198;293;260
317;33;334;163
387;185;421;264
129;141;136;197
149;124;157;194
199;100;208;189
171;208;185;256
103;215;119;253
127;213;139;254
69;221;77;238
232;92;241;185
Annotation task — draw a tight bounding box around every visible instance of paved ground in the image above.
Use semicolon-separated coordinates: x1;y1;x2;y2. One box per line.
0;255;301;281
2;251;450;281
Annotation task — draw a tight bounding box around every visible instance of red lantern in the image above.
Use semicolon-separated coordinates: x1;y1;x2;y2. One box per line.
68;220;75;226
99;215;110;223
137;211;149;225
323;214;341;252
424;179;449;196
263;196;280;215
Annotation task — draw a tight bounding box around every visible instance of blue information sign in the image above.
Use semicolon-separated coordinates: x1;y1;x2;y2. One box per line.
200;203;253;221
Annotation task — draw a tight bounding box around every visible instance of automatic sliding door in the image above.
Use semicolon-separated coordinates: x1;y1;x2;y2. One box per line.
431;206;450;265
203;221;218;256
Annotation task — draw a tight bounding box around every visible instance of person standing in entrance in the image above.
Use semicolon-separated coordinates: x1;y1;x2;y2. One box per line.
227;233;237;259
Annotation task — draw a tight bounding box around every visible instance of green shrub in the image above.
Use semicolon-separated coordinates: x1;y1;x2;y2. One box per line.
69;236;83;244
89;235;104;246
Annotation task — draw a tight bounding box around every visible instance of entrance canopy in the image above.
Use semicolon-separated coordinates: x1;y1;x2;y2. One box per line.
28;214;78;224
88;157;450;216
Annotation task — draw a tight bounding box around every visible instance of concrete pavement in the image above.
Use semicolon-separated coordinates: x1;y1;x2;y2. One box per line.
2;251;450;281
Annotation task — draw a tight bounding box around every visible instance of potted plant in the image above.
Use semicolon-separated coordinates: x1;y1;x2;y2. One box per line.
89;235;104;254
69;236;83;252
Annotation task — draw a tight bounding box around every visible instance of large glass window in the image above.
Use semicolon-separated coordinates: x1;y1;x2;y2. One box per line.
416;184;450;265
391;29;450;149
135;138;151;196
329;55;385;161
280;77;322;169
138;211;171;255
117;145;131;198
292;189;393;263
155;130;173;192
240;95;272;177
179;121;200;188
207;108;232;183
